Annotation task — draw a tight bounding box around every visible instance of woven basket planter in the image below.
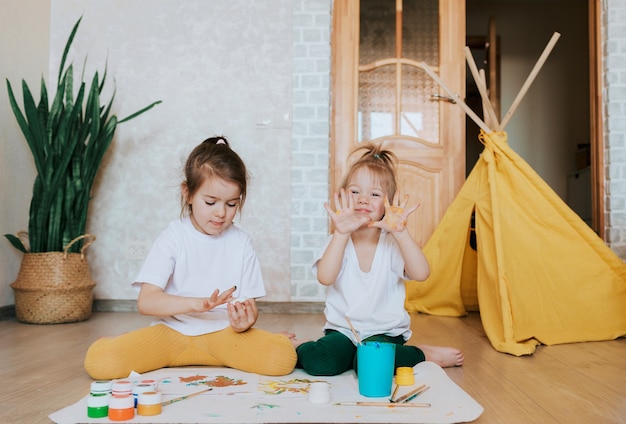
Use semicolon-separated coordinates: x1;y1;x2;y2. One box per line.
10;235;96;324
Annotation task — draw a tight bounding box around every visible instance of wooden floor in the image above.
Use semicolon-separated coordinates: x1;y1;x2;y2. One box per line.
0;310;624;423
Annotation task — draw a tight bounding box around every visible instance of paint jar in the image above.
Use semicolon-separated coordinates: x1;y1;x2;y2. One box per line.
395;367;415;386
133;383;156;407
140;379;157;387
111;380;133;397
356;341;396;397
90;380;112;396
308;381;331;404
108;394;134;421
87;393;109;418
137;391;162;416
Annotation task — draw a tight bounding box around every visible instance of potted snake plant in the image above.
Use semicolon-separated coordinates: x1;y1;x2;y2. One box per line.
4;17;161;323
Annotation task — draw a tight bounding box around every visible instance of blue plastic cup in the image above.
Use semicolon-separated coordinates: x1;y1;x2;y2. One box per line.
356;341;396;397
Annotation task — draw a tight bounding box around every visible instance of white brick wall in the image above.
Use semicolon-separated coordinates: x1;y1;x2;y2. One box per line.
604;0;626;259
290;0;332;300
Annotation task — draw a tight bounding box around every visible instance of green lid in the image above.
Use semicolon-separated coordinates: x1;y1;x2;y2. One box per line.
87;405;108;418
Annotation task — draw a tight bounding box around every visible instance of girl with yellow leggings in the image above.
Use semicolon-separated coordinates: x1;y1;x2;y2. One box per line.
84;137;297;380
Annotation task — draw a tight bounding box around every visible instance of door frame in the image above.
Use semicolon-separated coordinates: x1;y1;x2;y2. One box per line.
589;0;604;238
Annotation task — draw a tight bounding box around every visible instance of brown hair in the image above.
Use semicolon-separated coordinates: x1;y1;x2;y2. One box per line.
341;143;398;200
181;136;248;216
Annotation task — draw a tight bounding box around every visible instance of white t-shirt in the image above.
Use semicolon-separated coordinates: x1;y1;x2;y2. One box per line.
313;231;412;344
132;216;265;336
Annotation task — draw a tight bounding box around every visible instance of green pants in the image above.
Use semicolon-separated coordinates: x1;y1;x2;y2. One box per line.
296;329;425;376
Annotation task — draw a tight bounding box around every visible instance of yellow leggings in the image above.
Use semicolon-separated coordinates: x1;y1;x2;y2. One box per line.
84;324;297;380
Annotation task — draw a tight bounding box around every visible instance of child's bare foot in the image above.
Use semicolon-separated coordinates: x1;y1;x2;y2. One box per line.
278;331;308;348
290;338;308;349
419;345;464;367
279;331;296;339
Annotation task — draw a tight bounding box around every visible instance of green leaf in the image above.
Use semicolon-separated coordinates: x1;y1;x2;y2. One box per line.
4;234;27;253
58;17;82;82
119;100;162;123
6;80;45;177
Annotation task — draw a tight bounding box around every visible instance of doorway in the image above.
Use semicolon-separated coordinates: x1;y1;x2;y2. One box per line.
466;0;598;232
331;0;602;240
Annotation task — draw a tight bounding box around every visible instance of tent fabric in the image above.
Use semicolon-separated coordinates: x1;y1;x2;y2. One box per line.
405;131;626;356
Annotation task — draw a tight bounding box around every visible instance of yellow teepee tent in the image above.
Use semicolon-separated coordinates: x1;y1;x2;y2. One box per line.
406;131;626;356
406;33;626;356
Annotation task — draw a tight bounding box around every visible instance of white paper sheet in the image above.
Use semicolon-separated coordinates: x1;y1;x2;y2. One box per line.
49;361;483;423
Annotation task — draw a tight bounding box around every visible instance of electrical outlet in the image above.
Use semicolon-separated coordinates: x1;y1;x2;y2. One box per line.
125;241;151;260
273;109;291;128
255;110;272;128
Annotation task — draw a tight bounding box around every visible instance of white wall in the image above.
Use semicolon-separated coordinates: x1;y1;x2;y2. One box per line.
604;0;626;257
289;0;332;301
52;0;295;301
0;0;50;309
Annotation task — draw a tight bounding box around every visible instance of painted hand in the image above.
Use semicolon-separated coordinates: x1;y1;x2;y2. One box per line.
323;188;371;234
369;193;419;232
199;286;236;312
228;297;258;332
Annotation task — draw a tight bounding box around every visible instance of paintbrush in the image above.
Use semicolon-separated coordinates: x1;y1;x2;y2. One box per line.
392;384;426;403
344;315;362;344
401;385;430;403
161;388;212;406
389;384;399;402
334;401;430;407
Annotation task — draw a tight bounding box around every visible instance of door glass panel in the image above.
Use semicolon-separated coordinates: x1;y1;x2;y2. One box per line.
401;64;439;140
358;65;395;141
360;0;396;63
402;0;438;65
358;0;440;143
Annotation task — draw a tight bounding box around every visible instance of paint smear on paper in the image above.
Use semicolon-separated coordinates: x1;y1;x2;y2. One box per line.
259;378;319;395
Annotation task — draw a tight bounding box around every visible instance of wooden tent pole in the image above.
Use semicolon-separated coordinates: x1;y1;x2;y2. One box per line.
479;69;497;129
420;62;493;133
498;32;561;131
465;46;500;129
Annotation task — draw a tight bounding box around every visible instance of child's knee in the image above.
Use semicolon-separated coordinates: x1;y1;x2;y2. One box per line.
84;338;132;380
296;342;353;376
299;356;349;376
259;335;298;375
262;350;297;376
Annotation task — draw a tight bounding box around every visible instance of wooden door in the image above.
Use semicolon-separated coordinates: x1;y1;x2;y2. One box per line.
331;0;466;247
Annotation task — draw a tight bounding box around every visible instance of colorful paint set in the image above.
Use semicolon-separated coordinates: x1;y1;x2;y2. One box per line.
86;378;161;420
